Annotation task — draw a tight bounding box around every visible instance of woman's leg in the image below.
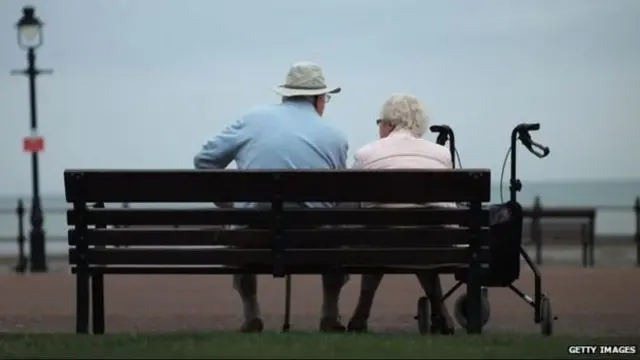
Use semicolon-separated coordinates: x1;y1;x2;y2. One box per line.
347;273;384;331
415;271;454;334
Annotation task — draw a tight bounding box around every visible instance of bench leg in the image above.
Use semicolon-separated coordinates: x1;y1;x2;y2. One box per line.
466;270;482;333
282;275;292;332
91;273;105;334
75;270;90;334
466;202;483;334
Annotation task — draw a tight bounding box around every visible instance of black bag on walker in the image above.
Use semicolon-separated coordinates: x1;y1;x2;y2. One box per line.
455;201;524;287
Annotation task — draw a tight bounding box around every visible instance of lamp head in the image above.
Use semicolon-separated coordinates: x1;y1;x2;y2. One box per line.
16;6;43;50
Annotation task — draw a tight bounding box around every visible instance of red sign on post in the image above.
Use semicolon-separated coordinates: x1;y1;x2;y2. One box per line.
23;136;44;153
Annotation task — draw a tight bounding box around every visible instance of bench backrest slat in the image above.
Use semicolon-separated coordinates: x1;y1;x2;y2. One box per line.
64;169;491;203
66;208;492;227
68;227;491;248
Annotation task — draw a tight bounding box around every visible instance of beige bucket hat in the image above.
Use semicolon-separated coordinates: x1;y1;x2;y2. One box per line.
273;61;341;97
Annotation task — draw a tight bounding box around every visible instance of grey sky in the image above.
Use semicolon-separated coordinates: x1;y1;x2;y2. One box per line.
1;0;639;195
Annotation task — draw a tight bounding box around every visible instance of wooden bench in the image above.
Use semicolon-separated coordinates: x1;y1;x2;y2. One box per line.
523;207;596;267
64;169;492;335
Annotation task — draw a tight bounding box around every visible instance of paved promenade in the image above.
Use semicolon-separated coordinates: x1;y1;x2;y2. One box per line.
1;268;638;336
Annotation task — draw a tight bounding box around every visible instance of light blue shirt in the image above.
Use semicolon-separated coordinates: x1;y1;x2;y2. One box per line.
194;100;348;208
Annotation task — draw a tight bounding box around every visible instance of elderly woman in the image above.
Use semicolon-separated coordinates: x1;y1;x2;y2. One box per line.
346;93;455;334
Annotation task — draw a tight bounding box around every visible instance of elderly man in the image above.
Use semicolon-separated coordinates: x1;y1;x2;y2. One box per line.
346;93;456;334
194;61;349;333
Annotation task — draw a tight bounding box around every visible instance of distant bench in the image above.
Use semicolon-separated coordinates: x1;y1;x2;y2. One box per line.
523;205;596;267
65;169;494;335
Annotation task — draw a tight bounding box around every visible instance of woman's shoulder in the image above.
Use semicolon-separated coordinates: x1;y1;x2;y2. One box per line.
354;137;386;159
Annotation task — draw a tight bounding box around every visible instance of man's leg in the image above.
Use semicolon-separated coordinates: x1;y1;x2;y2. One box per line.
319;273;349;332
233;273;264;332
319;202;356;332
415;271;454;334
347;273;384;332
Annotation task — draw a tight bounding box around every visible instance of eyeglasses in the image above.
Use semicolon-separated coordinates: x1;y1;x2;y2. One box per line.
325;94;332;103
377;119;397;129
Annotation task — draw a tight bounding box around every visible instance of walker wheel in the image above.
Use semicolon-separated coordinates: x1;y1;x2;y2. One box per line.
416;296;430;335
540;295;553;336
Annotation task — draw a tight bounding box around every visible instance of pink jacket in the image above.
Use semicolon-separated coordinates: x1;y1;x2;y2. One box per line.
353;129;456;208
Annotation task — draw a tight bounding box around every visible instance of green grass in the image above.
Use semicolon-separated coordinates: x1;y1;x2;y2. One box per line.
0;332;638;359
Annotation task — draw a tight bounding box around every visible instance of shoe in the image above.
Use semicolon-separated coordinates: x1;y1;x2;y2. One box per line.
430;312;455;335
240;318;264;333
347;317;368;333
319;317;346;333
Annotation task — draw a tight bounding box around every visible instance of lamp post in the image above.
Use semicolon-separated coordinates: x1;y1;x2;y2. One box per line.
10;6;53;272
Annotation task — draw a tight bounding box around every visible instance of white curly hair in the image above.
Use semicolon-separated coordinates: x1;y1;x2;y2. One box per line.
379;93;429;137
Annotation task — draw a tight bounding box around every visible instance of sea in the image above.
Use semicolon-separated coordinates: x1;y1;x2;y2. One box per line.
0;179;639;256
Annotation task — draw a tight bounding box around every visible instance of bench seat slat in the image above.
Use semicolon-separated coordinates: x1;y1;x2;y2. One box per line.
69;228;491;247
64;169;491;203
67;208;492;227
68;247;490;266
